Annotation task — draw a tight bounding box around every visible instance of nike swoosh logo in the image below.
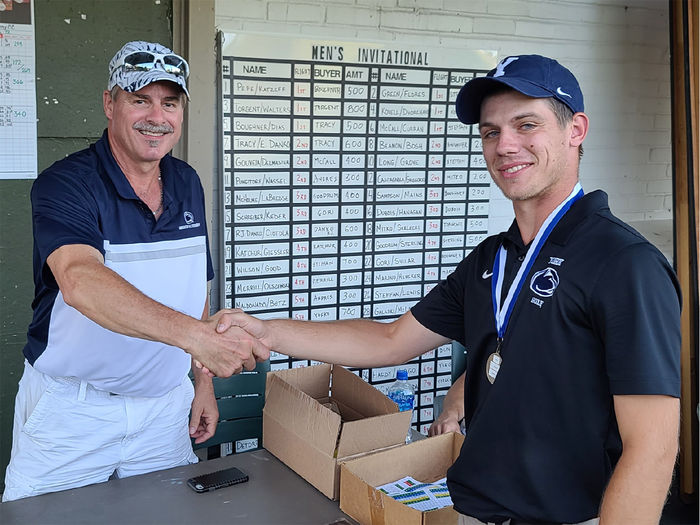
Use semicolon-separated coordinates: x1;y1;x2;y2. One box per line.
556;87;572;98
482;270;493;279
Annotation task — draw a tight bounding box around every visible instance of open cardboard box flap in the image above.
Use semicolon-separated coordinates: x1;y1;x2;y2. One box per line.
264;367;341;456
330;364;399;415
336;410;411;458
270;363;334;399
262;407;338;497
331;365;411;458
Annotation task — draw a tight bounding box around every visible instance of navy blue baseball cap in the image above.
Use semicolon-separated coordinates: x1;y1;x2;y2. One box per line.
455;54;584;125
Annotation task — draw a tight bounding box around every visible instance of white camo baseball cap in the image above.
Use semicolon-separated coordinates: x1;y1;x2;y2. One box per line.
108;41;190;98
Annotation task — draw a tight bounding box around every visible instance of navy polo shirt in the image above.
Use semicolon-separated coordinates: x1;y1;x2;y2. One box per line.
411;190;681;523
24;130;214;396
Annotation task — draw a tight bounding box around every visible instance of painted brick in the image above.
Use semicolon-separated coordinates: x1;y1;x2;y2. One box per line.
473;17;516;35
634;97;672;115
238;20;302;33
625;194;666;212
419;12;472;33
402;32;443;46
625;4;670;26
587;115;656;135
326;5;379;27
581;146;656;165
301;23;358;39
515;20;593;41
528;1;601;24
267;2;287;21
437;34;502;51
397;0;444;9
355;0;397;7
642;214;673;230
655;79;671;96
637;62;674;80
379;9;420;30
634;130;671;146
629;164;671;181
622;25;669;47
284;3;324;23
632;79;667;96
355;28;400;41
216;0;266;20
649;147;672;164
617;180;649;196
617;211;646;222
573;4;629;25
443;0;488;14
646;180;673;195
486;0;530;17
215;18;244;30
647;115;671;131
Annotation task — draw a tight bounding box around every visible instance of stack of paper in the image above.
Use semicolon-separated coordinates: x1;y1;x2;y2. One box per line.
376;476;453;512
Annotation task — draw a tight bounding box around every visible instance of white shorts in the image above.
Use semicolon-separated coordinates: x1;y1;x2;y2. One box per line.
2;361;198;502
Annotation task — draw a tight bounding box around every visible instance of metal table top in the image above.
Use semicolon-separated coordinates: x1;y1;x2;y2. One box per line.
0;448;357;525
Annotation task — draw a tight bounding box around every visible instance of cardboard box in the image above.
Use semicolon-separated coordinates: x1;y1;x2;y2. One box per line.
263;364;413;500
340;432;464;525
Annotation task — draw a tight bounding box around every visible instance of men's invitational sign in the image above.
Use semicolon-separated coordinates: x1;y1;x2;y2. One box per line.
220;32;496;434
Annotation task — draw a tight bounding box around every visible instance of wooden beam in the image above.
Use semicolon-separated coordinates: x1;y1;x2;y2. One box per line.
670;0;699;499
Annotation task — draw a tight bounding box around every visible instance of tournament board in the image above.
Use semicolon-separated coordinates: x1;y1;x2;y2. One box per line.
220;32;496;434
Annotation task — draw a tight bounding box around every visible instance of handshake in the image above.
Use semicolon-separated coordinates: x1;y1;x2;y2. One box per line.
185;306;435;380
191;309;270;378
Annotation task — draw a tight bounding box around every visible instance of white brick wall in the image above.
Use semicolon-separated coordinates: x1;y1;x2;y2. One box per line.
215;0;674;259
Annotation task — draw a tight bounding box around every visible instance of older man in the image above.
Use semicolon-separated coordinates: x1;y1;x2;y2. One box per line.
2;41;266;501
218;55;680;524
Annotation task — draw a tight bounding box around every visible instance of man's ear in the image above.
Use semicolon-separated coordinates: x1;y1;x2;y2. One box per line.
103;90;114;120
570;112;589;148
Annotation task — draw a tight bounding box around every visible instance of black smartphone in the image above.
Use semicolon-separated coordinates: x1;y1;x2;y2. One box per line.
187;466;249;493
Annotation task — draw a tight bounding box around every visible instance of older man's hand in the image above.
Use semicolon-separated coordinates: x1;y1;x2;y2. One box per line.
188;311;270;377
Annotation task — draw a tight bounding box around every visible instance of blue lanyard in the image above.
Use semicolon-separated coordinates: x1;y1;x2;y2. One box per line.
492;183;584;341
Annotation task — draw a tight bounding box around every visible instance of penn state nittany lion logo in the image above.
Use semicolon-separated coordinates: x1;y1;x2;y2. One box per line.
530;267;560;298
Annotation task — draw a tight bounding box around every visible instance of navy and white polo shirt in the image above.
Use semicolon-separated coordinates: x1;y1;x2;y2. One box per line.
411;190;681;523
24;130;214;397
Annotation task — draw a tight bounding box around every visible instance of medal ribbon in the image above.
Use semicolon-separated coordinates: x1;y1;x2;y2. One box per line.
492;183;584;340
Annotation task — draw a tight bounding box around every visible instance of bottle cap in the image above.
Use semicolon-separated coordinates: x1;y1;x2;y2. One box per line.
396;369;408;381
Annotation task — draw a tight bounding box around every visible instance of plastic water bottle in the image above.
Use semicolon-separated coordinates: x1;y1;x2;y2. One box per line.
387;369;415;443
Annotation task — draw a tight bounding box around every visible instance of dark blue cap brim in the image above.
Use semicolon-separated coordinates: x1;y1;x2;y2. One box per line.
456;76;561;125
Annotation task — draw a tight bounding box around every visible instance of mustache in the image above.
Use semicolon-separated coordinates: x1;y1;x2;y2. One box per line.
133;122;174;134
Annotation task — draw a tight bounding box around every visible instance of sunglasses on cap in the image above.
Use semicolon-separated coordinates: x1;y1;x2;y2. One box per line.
114;51;189;78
